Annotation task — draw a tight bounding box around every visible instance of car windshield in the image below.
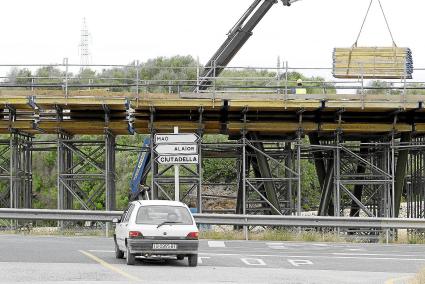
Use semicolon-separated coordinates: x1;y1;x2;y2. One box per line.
135;205;193;225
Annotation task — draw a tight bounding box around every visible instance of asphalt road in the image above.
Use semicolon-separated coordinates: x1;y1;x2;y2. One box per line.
0;234;423;284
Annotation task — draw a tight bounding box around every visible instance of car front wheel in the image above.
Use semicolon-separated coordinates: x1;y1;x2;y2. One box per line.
126;246;135;265
188;254;198;267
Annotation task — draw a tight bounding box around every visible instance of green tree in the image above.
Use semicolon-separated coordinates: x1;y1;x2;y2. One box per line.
7;68;33;85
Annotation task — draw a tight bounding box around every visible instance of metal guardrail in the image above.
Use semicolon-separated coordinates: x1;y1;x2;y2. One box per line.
0;209;121;222
0;209;425;230
194;214;425;230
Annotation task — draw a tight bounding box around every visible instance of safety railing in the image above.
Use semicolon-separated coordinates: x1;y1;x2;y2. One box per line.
1;61;425;100
0;208;425;230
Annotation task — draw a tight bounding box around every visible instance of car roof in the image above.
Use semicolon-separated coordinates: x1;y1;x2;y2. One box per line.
131;200;189;207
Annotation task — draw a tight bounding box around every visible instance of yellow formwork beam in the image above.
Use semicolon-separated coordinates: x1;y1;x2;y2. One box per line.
413;124;425;133
325;101;419;112
228;100;322;111
132;99;220;111
0;97;32;110
38;120;129;135
36;97;127;111
320;123;412;133
228;122;318;134
227;122;412;134
0;120;34;133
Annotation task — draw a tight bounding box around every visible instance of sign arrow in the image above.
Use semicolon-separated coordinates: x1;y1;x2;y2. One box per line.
154;144;198;155
154;133;200;144
156;155;199;165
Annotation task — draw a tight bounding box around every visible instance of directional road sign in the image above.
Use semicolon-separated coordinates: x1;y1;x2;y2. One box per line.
154;144;198;155
156;155;199;165
154;133;200;144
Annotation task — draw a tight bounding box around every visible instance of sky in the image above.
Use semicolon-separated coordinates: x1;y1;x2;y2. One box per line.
1;0;424;79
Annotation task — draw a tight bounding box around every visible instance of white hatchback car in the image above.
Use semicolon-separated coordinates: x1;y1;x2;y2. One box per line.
113;200;199;266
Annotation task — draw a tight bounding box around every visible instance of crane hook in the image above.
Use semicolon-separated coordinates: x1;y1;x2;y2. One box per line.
282;0;302;6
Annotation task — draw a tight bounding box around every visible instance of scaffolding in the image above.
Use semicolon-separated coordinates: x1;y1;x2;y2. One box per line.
0;63;425;237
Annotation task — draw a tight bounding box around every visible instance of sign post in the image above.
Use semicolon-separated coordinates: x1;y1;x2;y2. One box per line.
154;130;200;202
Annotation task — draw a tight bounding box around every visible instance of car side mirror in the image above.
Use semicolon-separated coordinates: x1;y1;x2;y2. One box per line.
112;218;120;224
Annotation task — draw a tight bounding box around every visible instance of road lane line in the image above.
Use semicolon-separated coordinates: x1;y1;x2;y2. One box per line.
208;241;226;248
198;256;210;264
334;253;423;257
199;252;425;261
79;250;141;282
288;259;314;267
241;258;266;266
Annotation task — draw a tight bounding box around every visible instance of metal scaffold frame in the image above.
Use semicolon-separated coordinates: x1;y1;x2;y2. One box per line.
403;137;425;219
333;140;394;218
0;129;424;237
56;133;116;211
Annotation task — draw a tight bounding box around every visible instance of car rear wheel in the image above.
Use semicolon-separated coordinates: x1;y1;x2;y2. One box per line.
126;247;135;265
177;255;185;260
115;241;124;259
188;254;198;267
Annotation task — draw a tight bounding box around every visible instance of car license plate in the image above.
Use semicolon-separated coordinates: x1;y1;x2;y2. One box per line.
153;243;177;250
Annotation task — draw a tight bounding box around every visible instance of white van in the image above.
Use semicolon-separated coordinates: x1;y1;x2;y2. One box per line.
113;200;199;266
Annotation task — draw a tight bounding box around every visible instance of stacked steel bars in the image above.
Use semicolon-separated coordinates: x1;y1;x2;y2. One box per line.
333;47;413;79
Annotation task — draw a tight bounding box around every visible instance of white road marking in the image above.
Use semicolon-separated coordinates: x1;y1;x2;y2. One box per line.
88;250;115;253
266;242;285;246
333;253;423;257
199;252;425;262
269;246;287;250
288;259;314;267
312;244;328;247
241;258;266;266
208;241;226;248
198;256;211;264
346;248;366;251
266;242;287;250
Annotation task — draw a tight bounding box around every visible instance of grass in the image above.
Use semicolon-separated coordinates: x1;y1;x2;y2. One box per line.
410;267;425;284
0;227;110;237
2;226;425;245
200;229;346;243
394;231;425;245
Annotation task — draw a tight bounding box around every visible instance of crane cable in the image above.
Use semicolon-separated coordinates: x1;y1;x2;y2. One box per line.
353;0;397;47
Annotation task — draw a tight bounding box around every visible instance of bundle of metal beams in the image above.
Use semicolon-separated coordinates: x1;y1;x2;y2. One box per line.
333;47;413;79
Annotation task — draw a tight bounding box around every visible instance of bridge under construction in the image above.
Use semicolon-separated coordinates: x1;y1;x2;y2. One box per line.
0;83;425;223
1;0;423;231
